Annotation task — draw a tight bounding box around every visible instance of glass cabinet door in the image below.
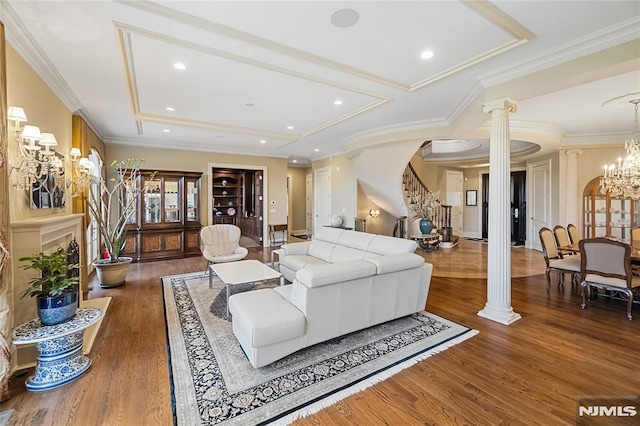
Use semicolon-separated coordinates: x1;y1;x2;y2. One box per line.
144;179;162;224
186;179;199;222
164;179;181;223
124;180;138;224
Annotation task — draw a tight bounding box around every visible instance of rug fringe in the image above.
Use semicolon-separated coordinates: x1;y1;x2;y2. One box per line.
269;329;479;425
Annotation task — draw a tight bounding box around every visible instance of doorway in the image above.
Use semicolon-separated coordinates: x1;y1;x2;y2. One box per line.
314;167;331;232
481;170;527;245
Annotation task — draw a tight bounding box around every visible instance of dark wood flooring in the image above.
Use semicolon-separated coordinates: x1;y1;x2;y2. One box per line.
2;244;639;425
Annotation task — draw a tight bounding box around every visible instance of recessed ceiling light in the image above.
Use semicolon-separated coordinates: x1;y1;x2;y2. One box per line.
330;8;360;28
260;139;267;144
173;62;187;70
165;107;175;112
163;129;171;133
314;148;320;152
420;50;435;60
287;126;294;130
334;100;343;106
245;103;255;107
292;160;298;163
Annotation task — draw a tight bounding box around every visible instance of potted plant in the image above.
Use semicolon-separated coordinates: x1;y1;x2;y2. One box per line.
86;158;153;288
20;249;80;326
407;190;441;235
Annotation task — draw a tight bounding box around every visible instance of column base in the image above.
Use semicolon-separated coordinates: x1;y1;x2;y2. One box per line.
477;305;522;325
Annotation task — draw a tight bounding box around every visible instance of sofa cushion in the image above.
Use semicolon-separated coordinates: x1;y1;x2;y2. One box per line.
229;289;305;348
313;227;346;243
296;260;376;288
273;284;293;300
336;231;376;251
366;253;425;274
367;235;418;255
329;245;367;263
280;254;327;272
307;240;336;262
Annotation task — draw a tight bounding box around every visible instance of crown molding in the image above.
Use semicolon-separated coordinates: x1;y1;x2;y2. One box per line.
561;132;629;147
478;16;640;88
3;2;84;114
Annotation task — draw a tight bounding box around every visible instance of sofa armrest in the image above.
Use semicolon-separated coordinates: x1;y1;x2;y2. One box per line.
281;241;311;257
366;253;425;274
296;260;376;288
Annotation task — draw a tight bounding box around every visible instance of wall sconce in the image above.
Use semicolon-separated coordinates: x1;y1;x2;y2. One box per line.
68;147;95;196
369;209;380;219
7;106;66;191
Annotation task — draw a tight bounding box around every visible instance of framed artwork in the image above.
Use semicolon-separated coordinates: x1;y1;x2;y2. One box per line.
466;190;477;206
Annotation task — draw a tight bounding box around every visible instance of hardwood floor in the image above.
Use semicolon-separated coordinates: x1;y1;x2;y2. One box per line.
3;242;638;425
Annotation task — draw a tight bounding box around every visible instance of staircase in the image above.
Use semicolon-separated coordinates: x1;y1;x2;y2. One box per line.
402;162;445;232
351;139;445;238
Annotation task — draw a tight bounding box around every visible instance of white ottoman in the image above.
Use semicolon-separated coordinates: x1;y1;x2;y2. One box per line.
229;288;306;368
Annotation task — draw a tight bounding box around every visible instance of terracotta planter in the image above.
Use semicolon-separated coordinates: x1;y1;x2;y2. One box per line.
37;291;78;326
93;257;132;288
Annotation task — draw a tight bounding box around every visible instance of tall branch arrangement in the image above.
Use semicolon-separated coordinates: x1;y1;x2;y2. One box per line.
407;190;441;221
86;159;154;263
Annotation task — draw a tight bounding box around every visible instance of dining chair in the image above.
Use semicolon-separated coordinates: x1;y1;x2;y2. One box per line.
553;225;573;253
567;223;580;245
539;227;581;290
579;237;640;320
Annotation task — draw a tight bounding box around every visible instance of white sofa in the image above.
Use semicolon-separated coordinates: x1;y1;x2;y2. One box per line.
228;228;433;368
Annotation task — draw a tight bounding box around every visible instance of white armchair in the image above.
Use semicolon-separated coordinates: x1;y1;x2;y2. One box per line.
200;225;248;284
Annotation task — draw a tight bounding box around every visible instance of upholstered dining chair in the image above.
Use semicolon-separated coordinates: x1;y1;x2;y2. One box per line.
553;225;574;255
200;224;248;283
567;223;580;245
579;237;640;320
631;227;640;249
539;227;581;290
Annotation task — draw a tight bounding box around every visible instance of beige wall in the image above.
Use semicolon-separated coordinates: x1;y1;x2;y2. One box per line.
356;181;395;235
287;166;308;232
6;45;73;220
106;145;290;227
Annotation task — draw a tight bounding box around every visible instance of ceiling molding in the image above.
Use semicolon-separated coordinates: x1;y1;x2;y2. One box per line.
137;113;293;141
561;132;630;147
3;2;84;114
115;0;409;90
103;135;288;158
445;80;486;126
117;0;534;93
461;0;534;40
478;16;640;88
116;23;390;142
410;0;534;92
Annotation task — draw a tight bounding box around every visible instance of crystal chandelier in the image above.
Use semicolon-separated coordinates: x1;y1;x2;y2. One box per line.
7;106;65;191
600;99;640;199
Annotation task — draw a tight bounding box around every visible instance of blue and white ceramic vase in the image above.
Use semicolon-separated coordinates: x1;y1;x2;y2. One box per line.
37;291;78;326
419;218;434;235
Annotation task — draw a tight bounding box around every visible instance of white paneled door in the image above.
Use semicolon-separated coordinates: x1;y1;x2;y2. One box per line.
314;167;331;233
528;159;551;251
445;170;464;235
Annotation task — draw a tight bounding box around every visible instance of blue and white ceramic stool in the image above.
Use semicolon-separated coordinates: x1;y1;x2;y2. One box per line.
12;307;104;391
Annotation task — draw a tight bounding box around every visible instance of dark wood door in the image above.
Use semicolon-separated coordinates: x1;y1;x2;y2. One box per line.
481;171;527;245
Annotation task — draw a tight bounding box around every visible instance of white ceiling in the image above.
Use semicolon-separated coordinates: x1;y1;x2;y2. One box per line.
4;1;640;166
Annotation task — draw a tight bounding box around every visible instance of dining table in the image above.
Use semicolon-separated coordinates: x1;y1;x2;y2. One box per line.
559;241;640;261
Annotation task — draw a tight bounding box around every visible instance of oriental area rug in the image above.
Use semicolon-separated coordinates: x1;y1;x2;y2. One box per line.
161;271;477;425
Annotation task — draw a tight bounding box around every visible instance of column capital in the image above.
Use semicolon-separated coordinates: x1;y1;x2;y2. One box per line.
566;149;584;157
483;98;517;115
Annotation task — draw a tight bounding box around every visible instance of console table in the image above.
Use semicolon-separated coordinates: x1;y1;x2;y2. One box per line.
12;307;104;391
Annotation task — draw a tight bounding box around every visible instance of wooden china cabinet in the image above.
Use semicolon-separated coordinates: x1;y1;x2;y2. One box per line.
583;176;640;240
122;170;202;262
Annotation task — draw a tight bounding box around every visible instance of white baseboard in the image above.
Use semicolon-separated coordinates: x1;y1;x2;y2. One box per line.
462;231;481;238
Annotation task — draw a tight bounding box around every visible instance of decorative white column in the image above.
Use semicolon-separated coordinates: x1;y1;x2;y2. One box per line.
565;149;583;227
478;98;521;325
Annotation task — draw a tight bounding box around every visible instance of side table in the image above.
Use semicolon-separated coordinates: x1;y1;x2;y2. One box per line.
410;233;441;252
12;307;104;391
